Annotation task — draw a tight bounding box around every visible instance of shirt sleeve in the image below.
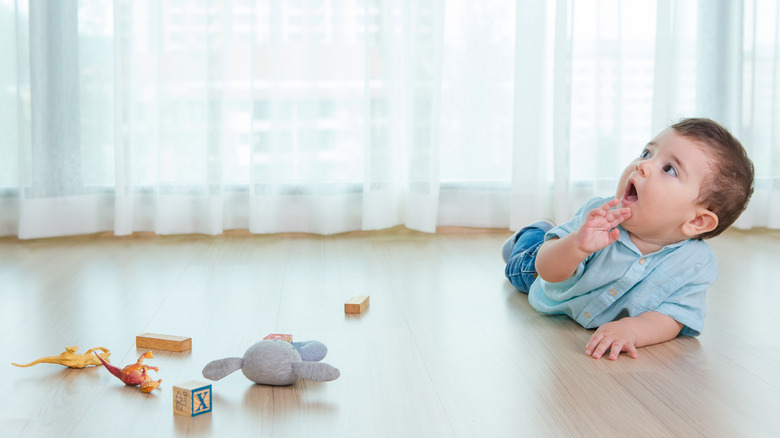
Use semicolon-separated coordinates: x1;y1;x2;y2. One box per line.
653;248;718;337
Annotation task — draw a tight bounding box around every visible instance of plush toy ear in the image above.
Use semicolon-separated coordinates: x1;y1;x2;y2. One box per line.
291;362;340;382
292;341;328;362
202;357;244;381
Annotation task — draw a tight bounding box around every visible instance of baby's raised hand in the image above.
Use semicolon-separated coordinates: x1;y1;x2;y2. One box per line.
573;198;631;255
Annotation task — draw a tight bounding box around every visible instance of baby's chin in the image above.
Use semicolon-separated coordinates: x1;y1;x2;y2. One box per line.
617;211;636;230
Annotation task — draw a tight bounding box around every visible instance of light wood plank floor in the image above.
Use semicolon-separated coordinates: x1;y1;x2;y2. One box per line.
1;227;779;437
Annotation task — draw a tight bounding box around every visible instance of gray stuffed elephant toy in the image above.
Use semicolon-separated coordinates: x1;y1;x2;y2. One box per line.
202;339;340;386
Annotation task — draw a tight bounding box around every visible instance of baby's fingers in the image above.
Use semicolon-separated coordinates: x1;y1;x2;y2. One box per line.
585;333;611;359
590;199;631;226
623;343;638;360
599;198;621;212
585;333;602;356
606;340;638;360
586;333;638;360
605;206;632;224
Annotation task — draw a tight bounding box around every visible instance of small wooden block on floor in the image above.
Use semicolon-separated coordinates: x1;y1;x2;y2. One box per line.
136;333;192;352
345;295;370;314
264;333;293;342
173;381;212;417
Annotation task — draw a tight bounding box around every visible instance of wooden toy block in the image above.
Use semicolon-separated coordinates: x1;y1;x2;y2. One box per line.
345;295;369;314
136;333;192;352
173;381;212;416
264;333;293;342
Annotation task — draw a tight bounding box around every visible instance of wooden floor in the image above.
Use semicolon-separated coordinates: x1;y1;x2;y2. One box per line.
1;226;779;437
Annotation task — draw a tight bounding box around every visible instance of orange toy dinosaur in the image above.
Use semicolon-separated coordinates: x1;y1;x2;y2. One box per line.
96;351;162;393
12;346;110;368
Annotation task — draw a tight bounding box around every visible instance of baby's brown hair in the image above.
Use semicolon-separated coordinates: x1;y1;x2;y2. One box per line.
671;118;754;239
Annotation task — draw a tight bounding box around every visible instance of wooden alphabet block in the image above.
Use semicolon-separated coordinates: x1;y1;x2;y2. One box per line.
136;333;192;352
345;295;370;314
173;381;212;416
263;333;293;342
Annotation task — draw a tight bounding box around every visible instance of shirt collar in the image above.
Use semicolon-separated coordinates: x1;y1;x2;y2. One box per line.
617;225;689;256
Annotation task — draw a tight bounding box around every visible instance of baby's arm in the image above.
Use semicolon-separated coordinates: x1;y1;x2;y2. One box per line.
535;198;631;283
585;311;684;360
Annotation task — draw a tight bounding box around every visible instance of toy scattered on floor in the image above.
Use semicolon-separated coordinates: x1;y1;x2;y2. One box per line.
202;339;340;386
173;381;212;417
136;333;192;352
12;346;111;369
96;351;162;393
263;333;293;343
345;294;369;314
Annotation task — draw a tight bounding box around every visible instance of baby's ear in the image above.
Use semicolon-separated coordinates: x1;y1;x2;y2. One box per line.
683;208;718;237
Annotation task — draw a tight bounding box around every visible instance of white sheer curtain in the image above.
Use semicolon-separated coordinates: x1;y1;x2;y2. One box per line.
1;0;778;239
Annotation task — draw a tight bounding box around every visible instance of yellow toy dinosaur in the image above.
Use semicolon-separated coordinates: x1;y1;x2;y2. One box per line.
12;346;111;369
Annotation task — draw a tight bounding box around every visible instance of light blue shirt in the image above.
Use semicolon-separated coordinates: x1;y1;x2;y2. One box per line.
528;197;717;336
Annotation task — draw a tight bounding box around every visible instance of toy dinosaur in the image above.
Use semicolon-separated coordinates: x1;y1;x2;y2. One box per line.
203;339;340;386
96;350;162;393
12;346;111;369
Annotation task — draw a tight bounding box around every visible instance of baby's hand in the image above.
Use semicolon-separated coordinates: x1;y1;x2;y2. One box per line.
573;198;631;255
585;320;639;360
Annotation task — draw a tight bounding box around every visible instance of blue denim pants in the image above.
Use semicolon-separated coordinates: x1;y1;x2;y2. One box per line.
503;221;554;293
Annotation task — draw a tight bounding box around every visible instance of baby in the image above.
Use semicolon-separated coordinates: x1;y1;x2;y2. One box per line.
503;118;754;360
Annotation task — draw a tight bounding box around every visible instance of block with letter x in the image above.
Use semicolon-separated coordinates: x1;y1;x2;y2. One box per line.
173;381;212;416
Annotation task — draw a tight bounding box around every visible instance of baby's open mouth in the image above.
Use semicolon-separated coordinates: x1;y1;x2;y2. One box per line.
622;181;638;206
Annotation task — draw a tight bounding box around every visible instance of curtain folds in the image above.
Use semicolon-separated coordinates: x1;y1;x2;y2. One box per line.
1;0;778;239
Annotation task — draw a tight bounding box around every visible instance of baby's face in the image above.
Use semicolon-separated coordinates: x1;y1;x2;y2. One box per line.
616;128;713;244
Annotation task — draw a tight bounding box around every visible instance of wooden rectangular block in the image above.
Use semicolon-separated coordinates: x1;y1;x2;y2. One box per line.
136;333;192;352
345;295;369;314
173;381;212;416
263;333;293;342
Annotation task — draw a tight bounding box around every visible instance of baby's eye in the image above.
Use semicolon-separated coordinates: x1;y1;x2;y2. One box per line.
663;164;678;177
639;149;651;159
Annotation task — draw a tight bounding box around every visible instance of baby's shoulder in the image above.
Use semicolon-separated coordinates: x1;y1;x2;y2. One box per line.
662;238;719;281
677;238;716;261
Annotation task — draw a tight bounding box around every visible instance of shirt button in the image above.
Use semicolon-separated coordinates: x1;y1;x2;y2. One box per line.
609;289;617;296
638;257;646;265
584;312;591;319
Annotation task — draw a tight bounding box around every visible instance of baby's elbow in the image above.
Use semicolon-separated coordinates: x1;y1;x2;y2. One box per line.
536;270;569;284
534;259;570;284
